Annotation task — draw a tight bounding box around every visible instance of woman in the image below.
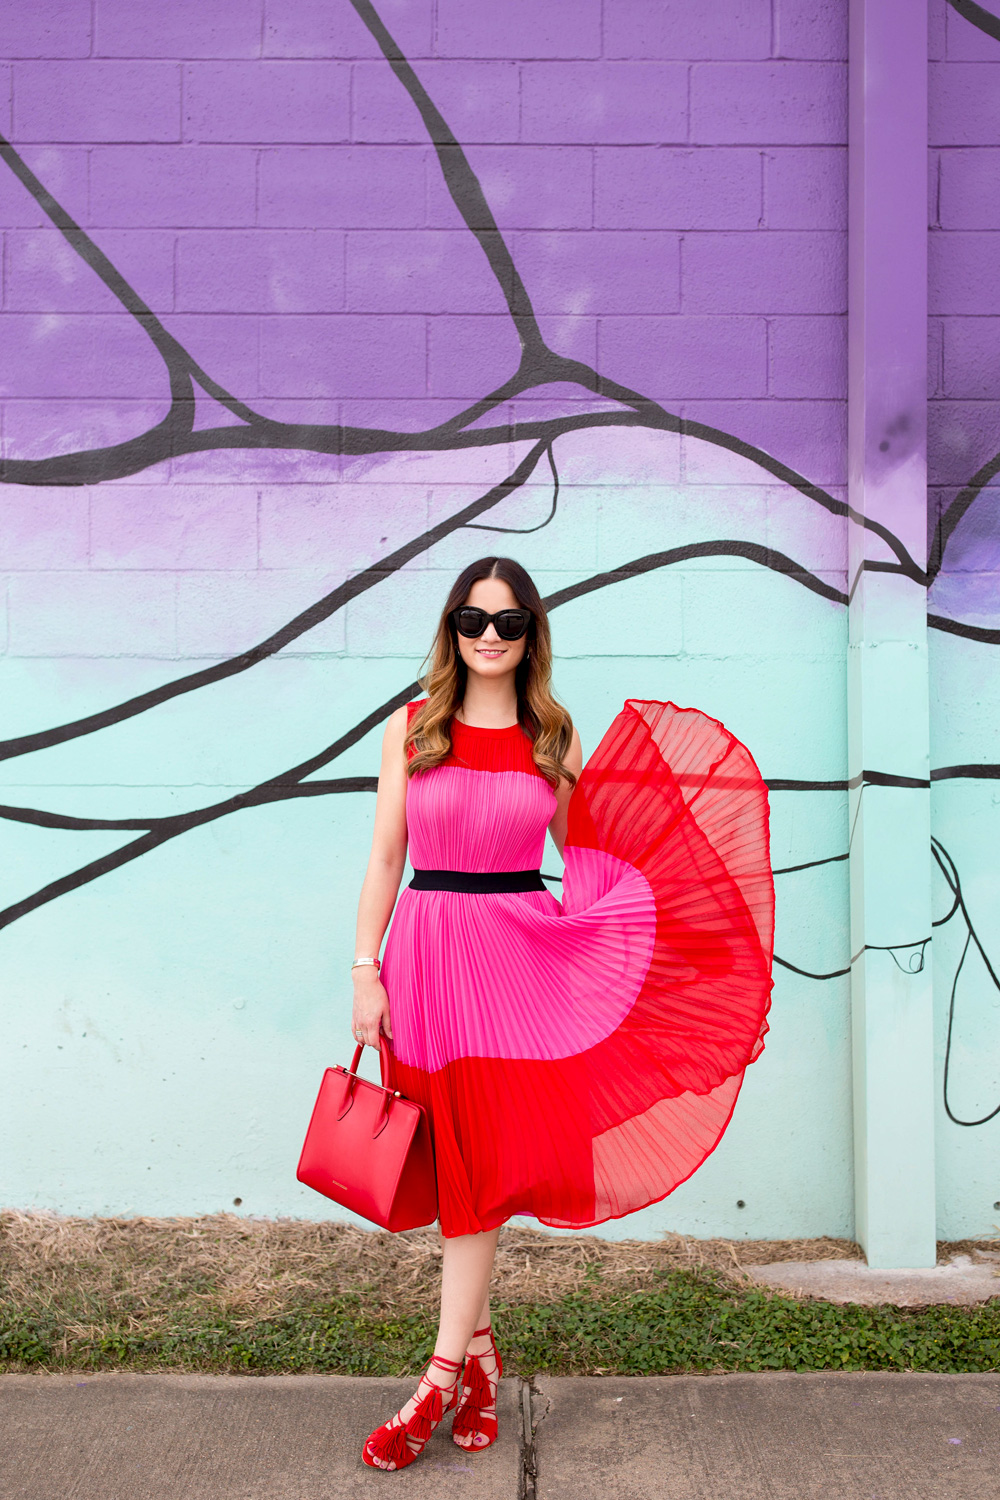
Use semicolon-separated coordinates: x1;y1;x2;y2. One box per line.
352;557;773;1470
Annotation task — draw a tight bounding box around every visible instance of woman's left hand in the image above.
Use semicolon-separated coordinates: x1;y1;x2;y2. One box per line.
351;968;393;1049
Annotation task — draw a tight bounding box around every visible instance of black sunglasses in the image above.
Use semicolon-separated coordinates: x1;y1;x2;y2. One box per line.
451;606;532;641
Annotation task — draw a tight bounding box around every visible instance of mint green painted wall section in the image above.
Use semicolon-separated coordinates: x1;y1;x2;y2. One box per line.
1;431;854;1240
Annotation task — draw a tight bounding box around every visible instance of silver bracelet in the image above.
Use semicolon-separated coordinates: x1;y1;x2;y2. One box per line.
352;957;381;971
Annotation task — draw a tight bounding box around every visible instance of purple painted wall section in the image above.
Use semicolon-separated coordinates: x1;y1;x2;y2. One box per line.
929;0;1000;629
0;0;848;484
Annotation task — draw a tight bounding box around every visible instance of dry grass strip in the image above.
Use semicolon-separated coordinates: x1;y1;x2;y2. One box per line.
0;1211;866;1329
6;1210;991;1336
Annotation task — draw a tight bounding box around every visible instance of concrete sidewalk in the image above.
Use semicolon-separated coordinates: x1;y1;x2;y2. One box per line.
1;1370;998;1499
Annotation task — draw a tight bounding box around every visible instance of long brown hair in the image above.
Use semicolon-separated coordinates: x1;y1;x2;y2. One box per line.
405;557;575;787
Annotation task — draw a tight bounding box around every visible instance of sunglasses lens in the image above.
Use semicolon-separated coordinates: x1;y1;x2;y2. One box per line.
455;608;487;637
496;611;529;640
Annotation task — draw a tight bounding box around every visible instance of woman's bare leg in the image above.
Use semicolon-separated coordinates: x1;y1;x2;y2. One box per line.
436;1227;501;1360
367;1227;501;1470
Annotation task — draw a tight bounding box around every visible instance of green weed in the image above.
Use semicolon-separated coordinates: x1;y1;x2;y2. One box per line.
2;1268;996;1376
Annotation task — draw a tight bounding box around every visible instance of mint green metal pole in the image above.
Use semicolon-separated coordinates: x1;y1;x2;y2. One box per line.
847;0;936;1267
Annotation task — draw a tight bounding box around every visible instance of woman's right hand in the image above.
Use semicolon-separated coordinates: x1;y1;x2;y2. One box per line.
351;968;393;1049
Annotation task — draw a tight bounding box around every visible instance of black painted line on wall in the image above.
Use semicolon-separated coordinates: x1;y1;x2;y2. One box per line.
772;852;849;875
6;758;1000;838
346;0;543;360
947;0;1000;44
933;834;1000;1126
0;690;417;931
773;955;851;980
467;443;560;534
542;540;849;611
0;441;549;762
4;6;992;657
932;761;1000;781
0;10;925;608
0;530;850;928
0;527;843;767
927;612;1000;646
0;778;380;833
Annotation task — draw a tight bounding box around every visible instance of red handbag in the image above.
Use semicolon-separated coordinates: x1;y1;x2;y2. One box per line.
296;1034;438;1232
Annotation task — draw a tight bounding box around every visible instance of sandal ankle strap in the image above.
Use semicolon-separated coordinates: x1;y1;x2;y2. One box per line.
470;1325;493;1339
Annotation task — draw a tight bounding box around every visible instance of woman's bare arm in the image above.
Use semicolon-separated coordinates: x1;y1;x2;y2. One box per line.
547;726;583;858
351;706;409;1046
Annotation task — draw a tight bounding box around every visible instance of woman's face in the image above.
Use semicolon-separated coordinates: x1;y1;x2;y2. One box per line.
455;577;529;681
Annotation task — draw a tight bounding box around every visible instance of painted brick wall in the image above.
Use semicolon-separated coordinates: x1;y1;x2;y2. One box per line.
926;0;1000;1237
0;0;848;475
0;1;995;1240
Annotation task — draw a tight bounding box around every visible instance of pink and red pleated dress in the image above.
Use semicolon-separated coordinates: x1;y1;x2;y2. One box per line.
380;699;774;1239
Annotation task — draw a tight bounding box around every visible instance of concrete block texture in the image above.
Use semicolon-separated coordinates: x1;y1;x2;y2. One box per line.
353;60;520;145
263;0;434;60
941;316;1000;398
94;0;264;58
531;1373;1000;1500
595;148;762;230
763;146;847;228
682;398;847;486
0;1373;522;1500
598;314;768;399
931;61;1000;145
691;63;847;145
768;315;847;398
258;146;430;227
930;232;1000;314
175;230;346;314
7;571;176;657
603;0;772;60
6;229;175;313
13;61;182;142
0;488;89;569
345;230;511;314
182;62;351;143
939;148;1000;229
90;485;258;571
435;0;601;59
522;63;688;145
89;145;258;227
773;0;848;60
682;231;846;314
3;0;92;58
514;231;681;314
259;313;426;398
0;314;169;400
0;145;89;227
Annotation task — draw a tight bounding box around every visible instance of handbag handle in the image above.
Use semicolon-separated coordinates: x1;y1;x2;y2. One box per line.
346;1031;394;1088
339;1032;399;1136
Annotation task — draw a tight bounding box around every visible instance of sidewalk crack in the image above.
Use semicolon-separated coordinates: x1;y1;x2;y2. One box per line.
519;1376;550;1500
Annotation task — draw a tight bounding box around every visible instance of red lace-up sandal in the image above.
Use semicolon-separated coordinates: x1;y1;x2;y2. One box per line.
452;1324;503;1451
362;1353;462;1471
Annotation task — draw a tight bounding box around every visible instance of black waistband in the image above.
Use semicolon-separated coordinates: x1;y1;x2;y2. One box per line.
409;868;546;894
